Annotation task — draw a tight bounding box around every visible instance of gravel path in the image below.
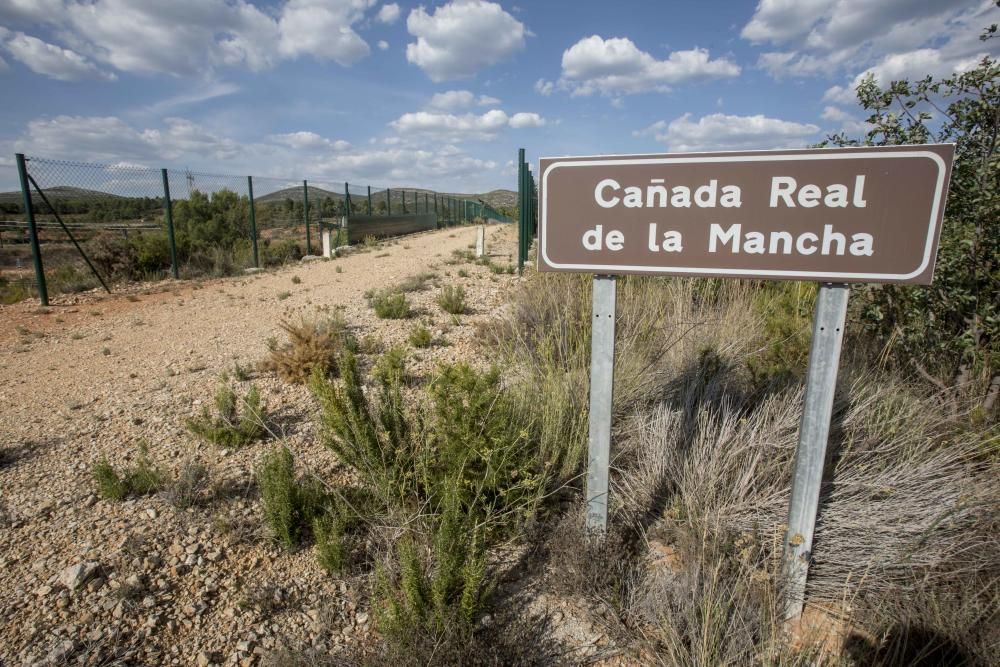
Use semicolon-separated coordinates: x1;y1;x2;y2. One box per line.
0;224;522;665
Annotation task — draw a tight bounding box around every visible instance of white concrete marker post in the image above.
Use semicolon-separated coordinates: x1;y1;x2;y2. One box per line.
586;275;617;533
782;283;850;619
321;228;332;258
476;225;486;258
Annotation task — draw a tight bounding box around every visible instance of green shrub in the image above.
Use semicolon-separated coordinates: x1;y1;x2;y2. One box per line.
408;324;433;348
437;285;466;315
93;458;128;501
374;346;407;385
91;445;165;501
186;382;268;448
370;291;411;319
258;447;311;549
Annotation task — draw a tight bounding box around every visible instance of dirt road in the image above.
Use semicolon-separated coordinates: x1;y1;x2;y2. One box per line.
0;224;520;665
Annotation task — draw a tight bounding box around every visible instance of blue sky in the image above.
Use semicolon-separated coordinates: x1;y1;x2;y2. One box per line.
0;0;996;193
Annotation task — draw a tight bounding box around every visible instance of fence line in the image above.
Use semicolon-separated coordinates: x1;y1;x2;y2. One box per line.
517;148;538;274
1;154;513;305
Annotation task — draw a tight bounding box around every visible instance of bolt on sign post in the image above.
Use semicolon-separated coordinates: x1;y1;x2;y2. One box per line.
538;145;955;617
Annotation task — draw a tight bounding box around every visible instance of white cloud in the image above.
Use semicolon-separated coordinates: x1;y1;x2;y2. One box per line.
377;39;389;51
390;109;511;140
15;115;239;163
376;3;400;24
508;112;545;129
636;112;820;152
277;0;375;66
0;53;6;70
11;113;502;191
140;81;241;115
269;131;351;151
820;106;853;123
2;31;116;81
0;0;378;79
406;0;526;81
534;78;554;96
478;94;501;106
558;36;740;96
743;0;995;87
428;90;476;110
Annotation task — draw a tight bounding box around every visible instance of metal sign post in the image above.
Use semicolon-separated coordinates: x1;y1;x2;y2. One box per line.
586;275;617;532
782;283;849;618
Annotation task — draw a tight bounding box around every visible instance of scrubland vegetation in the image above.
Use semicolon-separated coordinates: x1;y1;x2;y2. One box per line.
242;55;998;664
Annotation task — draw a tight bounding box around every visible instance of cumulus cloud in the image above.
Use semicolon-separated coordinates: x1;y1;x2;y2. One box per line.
508;112;545;129
0;0;379;79
428;90;476;110
376;3;400;24
377;39;389;51
269;131;351;151
406;0;526;81
534;78;554;96
743;0;995;87
635;112;820;152
557;36;740;96
390;109;511;140
389;107;546;139
2;31;116;81
478;94;500;106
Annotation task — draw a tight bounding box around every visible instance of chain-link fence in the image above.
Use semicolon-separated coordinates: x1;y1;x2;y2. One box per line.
2;154;514;305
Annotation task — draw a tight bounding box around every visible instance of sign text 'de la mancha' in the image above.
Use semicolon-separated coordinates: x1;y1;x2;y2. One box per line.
538;145;954;284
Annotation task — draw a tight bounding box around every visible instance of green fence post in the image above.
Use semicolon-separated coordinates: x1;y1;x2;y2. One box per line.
16;153;48;305
247;176;260;268
367;185;372;216
162;168;179;278
303;180;311;255
387;187;392;215
434;193;438;215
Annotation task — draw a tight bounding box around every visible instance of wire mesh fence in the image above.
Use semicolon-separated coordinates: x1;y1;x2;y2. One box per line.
1;154;514;305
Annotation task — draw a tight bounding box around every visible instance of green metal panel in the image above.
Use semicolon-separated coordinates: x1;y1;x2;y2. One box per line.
16;153;48;305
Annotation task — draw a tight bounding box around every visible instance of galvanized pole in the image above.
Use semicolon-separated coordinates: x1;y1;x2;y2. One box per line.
247;176;259;268
367;185;372;216
162;169;179;278
303;180;311;255
16;153;47;305
586;275;617;532
782;283;850;619
518;148;526;274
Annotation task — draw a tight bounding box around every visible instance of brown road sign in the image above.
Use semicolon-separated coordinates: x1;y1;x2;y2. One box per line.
538;145;954;284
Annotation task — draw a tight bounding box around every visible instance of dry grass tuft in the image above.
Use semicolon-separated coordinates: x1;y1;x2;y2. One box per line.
262;313;356;383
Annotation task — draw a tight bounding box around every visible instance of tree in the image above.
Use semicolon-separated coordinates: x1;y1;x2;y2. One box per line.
824;45;999;406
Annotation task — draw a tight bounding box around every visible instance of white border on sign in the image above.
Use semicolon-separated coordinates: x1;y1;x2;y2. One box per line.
539;150;947;281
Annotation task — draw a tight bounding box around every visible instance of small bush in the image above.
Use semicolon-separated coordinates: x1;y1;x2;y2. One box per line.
186;382;268;449
457;269;469;278
408;324;432;348
291;275;301;284
277;291;291;301
164;461;211;509
257;446;344;552
92;445;165;501
396;273;436;293
370;291;411;319
374;346;407;385
437;285;466;315
262;314;356;383
93;458;128;501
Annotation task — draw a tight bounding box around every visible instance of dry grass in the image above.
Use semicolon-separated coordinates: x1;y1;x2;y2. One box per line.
262;313;356;383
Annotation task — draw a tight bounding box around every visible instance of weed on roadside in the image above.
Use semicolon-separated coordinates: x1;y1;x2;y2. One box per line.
186;382;268;449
